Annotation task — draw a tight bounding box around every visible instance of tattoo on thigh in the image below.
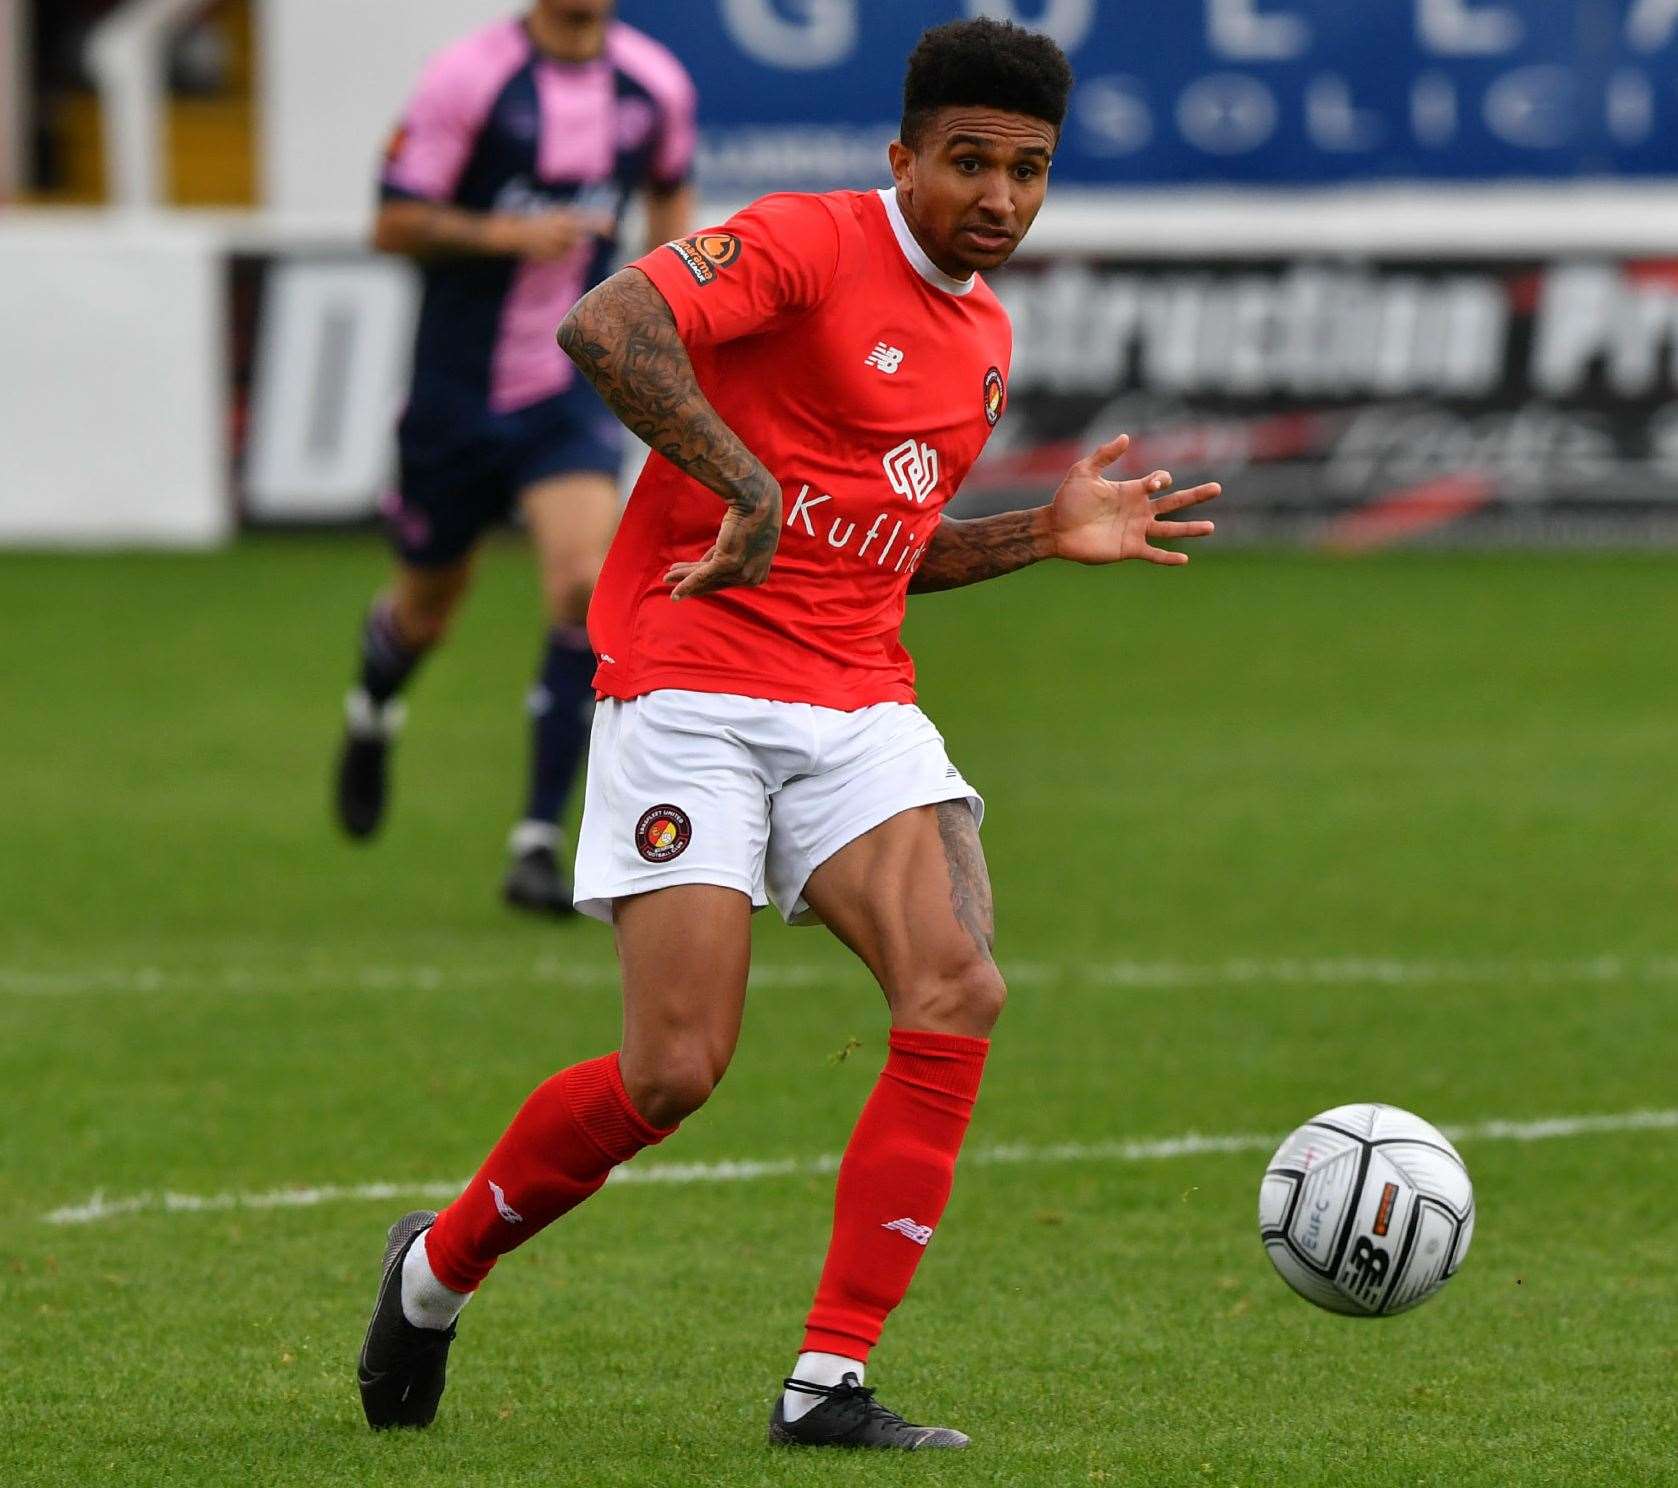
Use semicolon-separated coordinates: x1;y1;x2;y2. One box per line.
935;802;995;959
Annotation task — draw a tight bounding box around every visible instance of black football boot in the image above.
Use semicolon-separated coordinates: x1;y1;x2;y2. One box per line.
768;1373;969;1450
502;844;576;916
356;1210;456;1429
335;691;403;840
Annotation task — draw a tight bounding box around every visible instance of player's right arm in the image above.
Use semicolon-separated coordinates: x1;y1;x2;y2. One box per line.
558;194;844;599
373;202;611;262
559;268;782;597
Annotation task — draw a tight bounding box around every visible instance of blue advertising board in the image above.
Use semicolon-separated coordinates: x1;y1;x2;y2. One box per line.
616;1;1678;190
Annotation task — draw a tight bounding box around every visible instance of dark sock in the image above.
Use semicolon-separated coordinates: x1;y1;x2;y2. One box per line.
358;599;424;706
523;626;596;826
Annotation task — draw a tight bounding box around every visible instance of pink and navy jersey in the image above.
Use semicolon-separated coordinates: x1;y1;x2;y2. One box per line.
381;17;696;415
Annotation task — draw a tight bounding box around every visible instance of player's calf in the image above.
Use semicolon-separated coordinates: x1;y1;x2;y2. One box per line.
777;1027;989;1437
507;625;596;913
356;1055;679;1429
333;592;443;841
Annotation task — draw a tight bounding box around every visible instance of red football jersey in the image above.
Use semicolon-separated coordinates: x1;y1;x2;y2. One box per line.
588;188;1013;709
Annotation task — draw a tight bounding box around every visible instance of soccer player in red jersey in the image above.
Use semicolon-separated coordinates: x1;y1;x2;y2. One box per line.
358;18;1218;1448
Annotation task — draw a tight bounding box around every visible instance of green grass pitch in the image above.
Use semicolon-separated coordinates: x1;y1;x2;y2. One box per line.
2;537;1675;1487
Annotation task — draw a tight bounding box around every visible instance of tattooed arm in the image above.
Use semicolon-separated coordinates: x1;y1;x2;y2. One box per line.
910;433;1220;595
908;509;1056;594
558;267;781;599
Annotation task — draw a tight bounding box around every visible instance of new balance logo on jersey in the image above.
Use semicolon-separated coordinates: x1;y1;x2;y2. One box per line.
865;342;905;374
488;1179;523;1224
883;437;940;504
882;1216;934;1246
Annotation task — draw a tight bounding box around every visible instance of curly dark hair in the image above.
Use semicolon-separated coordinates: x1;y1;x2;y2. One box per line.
900;17;1073;148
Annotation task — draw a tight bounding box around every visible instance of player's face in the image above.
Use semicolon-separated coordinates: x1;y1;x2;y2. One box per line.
890;108;1056;277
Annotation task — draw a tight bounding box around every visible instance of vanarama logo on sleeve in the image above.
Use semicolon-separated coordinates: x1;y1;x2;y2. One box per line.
664;233;743;287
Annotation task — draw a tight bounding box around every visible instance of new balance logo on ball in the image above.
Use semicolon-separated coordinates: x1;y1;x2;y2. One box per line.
882;1216;934;1246
882;437;940;504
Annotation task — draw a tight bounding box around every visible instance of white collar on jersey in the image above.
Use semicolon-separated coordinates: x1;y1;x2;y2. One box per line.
877;187;976;298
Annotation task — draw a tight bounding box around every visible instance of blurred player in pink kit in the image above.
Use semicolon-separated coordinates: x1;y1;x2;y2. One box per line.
332;1;694;915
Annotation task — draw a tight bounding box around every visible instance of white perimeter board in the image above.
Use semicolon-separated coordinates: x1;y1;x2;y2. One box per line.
0;219;230;547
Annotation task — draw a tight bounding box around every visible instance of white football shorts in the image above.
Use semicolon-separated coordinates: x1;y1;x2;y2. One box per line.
573;688;983;925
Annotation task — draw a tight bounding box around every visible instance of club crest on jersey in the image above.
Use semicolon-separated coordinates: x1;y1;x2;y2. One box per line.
635;804;692;863
665;233;742;287
882;437;940;505
983;366;1005;426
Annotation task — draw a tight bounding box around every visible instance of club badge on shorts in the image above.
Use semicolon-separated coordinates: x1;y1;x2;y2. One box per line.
635;804;692;863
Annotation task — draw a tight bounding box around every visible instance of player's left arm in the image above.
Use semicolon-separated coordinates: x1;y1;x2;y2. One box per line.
643;184;695;255
908;434;1219;594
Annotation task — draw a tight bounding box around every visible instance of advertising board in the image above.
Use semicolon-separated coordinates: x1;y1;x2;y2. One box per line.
229;247;1678;545
967;253;1678;542
614;0;1678;191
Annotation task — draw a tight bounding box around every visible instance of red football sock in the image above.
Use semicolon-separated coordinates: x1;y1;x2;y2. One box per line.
425;1052;673;1293
801;1027;989;1361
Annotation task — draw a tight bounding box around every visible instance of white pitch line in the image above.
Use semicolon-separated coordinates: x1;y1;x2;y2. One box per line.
6;954;1678;999
40;1108;1678;1228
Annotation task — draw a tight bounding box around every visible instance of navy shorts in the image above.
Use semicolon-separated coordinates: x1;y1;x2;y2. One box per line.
383;381;623;568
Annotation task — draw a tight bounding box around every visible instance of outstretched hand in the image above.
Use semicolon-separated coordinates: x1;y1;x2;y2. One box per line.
1050;434;1219;567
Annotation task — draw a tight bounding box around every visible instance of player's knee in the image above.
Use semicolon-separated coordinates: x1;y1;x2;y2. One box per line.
957;957;1008;1033
400;608;451;649
394;583;467;649
620;1047;721;1128
541;568;595;627
901;953;1007;1037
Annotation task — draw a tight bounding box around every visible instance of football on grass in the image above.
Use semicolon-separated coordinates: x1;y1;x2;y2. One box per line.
1258;1103;1475;1316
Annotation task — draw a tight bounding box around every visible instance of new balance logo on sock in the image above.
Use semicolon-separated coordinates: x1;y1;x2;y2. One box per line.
881;1217;933;1246
488;1179;523;1224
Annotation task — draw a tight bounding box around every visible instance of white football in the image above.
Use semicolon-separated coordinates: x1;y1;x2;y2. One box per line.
1258;1103;1475;1316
